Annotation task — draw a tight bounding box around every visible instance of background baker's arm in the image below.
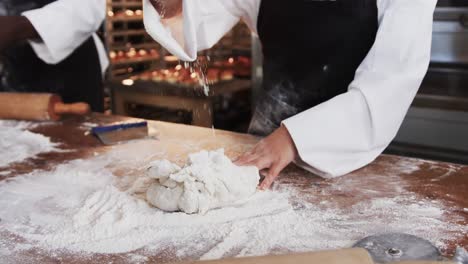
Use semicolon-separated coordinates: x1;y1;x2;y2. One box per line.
21;0;105;64
144;0;258;61
282;0;437;178
0;16;38;51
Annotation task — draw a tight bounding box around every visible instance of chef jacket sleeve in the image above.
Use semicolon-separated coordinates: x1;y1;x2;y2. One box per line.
282;0;437;178
143;0;259;61
22;0;105;64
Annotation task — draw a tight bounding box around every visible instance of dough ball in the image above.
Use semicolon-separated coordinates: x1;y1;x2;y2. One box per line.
146;149;260;214
147;160;180;179
146;182;183;212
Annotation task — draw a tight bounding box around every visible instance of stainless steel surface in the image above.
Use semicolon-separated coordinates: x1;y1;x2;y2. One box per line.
416;66;468;106
421;4;468;101
380;3;468;163
432;7;468;65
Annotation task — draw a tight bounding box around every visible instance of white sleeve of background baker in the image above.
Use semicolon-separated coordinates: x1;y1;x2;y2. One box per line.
22;0;106;65
282;0;437;178
143;0;260;61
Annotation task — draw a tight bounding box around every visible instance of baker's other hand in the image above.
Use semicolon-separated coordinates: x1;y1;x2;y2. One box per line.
0;16;38;52
236;125;298;190
149;0;182;19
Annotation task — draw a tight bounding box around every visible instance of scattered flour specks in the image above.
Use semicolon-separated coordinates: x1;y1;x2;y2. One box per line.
0;171;11;176
0;120;40;130
392;158;424;174
80;122;99;128
127;253;149;263
0;121;58;168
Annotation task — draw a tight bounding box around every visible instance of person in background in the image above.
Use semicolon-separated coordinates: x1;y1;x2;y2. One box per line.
144;0;437;189
0;0;107;111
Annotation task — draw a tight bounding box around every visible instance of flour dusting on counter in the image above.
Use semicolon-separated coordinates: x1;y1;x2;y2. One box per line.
0;140;467;263
0;153;290;255
0;121;58;168
0;120;42;130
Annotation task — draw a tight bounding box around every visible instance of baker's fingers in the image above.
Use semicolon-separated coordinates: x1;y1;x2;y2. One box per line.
259;175;275;190
268;162;284;179
234;152;256;165
259;162;285;190
245;157;272;171
235;146;266;165
259;169;269;177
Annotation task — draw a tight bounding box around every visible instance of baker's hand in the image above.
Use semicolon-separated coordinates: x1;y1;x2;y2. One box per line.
0;16;38;52
0;17;16;51
149;0;182;18
236;125;298;190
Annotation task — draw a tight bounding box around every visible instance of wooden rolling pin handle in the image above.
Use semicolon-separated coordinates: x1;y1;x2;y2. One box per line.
53;102;91;116
187;248;375;264
184;248;458;264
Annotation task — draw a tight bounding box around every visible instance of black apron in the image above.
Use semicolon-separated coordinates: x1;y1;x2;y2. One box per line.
249;0;378;136
0;0;104;112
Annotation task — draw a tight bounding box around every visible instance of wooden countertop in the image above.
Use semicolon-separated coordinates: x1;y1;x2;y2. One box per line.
0;113;467;263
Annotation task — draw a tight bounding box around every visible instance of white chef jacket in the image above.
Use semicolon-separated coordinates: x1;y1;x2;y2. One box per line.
22;0;108;74
143;0;437;178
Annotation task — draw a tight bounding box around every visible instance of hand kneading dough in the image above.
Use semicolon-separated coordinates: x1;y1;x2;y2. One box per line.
146;149;260;214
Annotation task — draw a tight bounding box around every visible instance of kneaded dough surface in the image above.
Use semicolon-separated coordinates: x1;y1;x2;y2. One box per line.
146;149;260;214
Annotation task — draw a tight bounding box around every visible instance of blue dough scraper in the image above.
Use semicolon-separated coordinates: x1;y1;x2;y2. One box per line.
92;121;149;145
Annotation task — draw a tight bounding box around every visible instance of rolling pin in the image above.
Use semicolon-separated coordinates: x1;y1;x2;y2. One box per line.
180;248;457;264
0;92;90;121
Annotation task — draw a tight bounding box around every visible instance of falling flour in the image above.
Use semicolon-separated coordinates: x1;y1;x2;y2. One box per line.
146;149;259;214
0;121;57;168
0;140;466;263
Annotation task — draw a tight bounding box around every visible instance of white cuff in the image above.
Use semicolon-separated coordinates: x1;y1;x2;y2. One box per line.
22;10;68;64
282;119;335;179
143;0;197;61
22;11;57;64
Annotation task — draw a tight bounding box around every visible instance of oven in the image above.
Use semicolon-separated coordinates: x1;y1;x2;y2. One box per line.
389;0;468;164
417;0;468;109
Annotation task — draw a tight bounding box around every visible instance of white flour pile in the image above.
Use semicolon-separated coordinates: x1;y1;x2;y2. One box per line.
0;140;466;262
0;121;57;168
146;149;260;214
0;154;289;255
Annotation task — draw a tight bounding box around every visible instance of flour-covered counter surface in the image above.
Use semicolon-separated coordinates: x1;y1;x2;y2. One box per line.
0;121;58;171
0;114;467;264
